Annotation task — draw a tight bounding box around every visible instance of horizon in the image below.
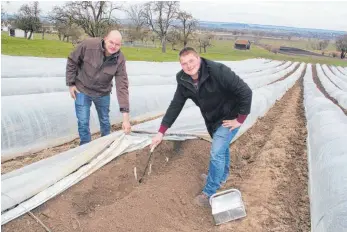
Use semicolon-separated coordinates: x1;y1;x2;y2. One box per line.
1;1;346;32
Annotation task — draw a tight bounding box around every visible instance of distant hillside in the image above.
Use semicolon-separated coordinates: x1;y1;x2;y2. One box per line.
197;21;346;39
3;13;345;40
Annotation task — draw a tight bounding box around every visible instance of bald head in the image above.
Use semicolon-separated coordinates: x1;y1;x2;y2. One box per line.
104;30;122;55
106;30;122;41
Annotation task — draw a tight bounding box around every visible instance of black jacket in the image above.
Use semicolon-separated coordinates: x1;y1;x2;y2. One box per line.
161;58;253;137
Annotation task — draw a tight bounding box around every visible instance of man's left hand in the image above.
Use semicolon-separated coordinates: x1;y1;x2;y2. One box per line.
222;119;241;131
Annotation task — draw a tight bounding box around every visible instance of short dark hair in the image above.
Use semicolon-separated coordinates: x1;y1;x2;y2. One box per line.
179;47;198;57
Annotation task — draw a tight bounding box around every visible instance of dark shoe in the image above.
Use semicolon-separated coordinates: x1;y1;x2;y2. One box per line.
194;193;210;207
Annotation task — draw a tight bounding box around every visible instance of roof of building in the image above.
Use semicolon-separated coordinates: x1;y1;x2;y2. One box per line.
235;39;250;45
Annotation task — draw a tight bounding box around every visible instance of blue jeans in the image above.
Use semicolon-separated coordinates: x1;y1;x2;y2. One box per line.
203;125;240;197
75;92;111;145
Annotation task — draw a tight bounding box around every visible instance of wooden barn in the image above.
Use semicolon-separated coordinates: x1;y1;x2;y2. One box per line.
234;39;251;50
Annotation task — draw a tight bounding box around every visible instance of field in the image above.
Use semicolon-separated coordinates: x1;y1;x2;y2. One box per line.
1;32;347;231
2;32;347;66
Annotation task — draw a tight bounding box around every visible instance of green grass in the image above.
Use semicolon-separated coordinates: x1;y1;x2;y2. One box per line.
259;38;336;51
2;33;347;66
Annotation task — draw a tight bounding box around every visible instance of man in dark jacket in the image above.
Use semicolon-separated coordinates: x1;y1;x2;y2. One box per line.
66;30;131;145
151;47;252;207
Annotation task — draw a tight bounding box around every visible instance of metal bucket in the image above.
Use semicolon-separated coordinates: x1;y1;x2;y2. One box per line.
209;189;247;225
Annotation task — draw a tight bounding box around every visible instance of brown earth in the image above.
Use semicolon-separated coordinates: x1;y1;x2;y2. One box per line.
2;78;310;232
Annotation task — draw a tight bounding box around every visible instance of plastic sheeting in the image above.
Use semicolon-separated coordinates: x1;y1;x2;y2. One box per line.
1;85;196;161
303;64;347;232
321;65;347;91
1;55;269;78
1;62;305;225
337;66;347;76
242;61;292;79
316;64;347;109
1;75;178;96
245;62;301;89
330;66;347;82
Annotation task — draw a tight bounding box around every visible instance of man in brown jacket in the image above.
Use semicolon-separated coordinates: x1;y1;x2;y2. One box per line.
66;30;131;145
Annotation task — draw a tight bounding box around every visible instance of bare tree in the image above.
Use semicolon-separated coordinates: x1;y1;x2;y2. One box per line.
311;39;329;50
126;4;145;31
15;1;41;39
336;35;347;59
166;29;181;50
198;33;213;53
126;4;147;44
176;11;197;47
142;1;180;53
50;1;121;38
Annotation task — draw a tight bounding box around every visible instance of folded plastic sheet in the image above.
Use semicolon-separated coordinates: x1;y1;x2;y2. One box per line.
303;64;347;232
1;85;193;161
1;63;305;225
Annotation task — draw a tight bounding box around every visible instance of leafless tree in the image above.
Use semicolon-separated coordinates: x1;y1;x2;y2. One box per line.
336;35;347;59
15;1;41;39
176;11;197;47
142;1;180;53
198;33;213;53
126;4;145;31
50;1;122;38
311;39;329;50
166;29;181;50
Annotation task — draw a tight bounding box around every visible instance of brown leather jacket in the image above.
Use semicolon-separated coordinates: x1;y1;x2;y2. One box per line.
66;37;129;112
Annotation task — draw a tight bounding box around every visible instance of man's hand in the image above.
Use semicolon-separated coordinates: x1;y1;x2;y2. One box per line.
222;119;241;131
122;113;131;134
69;85;80;100
151;132;164;149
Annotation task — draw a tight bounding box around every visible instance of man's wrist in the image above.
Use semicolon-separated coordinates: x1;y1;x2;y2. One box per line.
122;112;130;122
236;114;248;124
158;124;168;134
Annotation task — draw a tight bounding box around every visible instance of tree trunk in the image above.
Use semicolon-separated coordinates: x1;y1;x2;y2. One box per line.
42;30;45;40
184;40;187;47
204;46;206;53
24;31;28;39
67;36;70;42
27;31;33;40
199;45;202;53
58;33;62;41
161;36;167;53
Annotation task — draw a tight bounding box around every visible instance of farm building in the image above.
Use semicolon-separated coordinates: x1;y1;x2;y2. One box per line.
234;39;251;50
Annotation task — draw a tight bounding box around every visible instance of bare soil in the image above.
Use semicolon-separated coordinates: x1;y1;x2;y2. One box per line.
2;79;310;232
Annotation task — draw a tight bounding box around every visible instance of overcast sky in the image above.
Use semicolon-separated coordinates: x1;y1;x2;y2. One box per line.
2;0;346;32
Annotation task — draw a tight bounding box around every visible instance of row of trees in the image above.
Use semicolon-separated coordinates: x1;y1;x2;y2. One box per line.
9;1;213;53
5;1;347;57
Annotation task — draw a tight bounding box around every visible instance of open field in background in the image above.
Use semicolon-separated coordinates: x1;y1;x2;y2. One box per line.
2;32;347;66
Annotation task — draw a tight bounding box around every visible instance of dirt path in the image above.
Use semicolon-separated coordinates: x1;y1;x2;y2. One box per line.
2;80;310;232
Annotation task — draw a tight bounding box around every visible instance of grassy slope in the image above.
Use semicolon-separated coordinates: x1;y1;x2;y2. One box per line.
2;33;347;66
